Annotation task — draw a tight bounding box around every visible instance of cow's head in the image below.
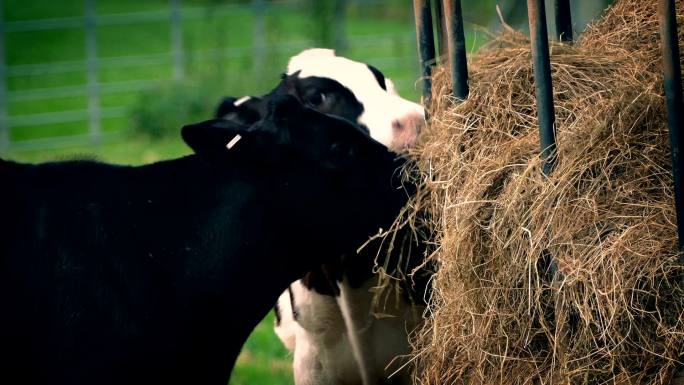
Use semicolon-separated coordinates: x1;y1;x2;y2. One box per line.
281;48;423;152
214;96;266;126
190;95;394;172
186;95;409;254
215;49;424;153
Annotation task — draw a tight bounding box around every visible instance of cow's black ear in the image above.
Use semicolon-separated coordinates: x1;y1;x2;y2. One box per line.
267;94;303;126
265;95;368;171
215;97;238;118
182;117;290;165
181;119;247;157
277;71;303;100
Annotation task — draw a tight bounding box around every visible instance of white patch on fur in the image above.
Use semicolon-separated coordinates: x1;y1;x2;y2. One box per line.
287;48;424;149
233;96;251;107
275;282;364;385
385;78;398;96
274;290;297;352
276;278;421;385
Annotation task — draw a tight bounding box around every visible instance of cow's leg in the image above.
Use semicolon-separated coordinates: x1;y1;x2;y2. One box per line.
338;275;425;385
274;288;297;352
287;280;357;385
336;276;379;385
293;328;329;385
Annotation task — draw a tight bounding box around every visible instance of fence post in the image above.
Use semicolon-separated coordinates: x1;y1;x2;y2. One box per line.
413;0;436;103
443;0;468;101
434;0;447;61
85;0;101;145
528;0;558;279
0;0;8;151
554;0;573;42
170;0;184;81
333;0;347;53
659;0;684;255
252;0;265;74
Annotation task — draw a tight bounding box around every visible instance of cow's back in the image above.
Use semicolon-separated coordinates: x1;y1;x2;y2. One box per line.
0;158;246;384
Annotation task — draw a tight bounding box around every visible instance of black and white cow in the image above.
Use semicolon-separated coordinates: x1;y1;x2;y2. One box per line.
0;96;411;385
216;48;424;153
216;49;427;385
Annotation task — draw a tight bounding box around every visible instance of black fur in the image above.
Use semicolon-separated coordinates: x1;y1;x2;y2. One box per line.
366;64;387;91
215;73;369;135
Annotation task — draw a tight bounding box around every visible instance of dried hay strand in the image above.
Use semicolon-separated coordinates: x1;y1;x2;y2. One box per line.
408;1;684;384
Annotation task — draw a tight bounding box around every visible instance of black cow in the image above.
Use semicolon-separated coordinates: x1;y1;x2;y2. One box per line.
0;96;410;385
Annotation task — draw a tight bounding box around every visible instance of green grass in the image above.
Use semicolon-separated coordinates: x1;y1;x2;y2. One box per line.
3;134;187;164
6;28;86;65
230;313;294;385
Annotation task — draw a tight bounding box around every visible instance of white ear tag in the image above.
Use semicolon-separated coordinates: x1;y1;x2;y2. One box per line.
226;134;242;150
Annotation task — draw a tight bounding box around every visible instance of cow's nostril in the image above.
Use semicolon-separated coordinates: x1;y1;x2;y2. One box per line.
392;119;404;131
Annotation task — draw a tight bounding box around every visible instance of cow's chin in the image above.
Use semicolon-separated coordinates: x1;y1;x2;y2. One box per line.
360;111;424;154
362;126;417;154
365;123;419;154
388;131;418;154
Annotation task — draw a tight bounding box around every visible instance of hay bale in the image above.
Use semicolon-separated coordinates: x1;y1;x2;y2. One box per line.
409;1;684;384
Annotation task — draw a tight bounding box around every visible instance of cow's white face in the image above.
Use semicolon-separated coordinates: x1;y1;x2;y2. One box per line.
286;49;424;152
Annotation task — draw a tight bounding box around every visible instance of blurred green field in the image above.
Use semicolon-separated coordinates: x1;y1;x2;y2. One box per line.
231;312;293;385
1;0;434;147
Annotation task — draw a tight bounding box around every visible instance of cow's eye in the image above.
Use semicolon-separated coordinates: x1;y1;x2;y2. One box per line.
306;92;326;107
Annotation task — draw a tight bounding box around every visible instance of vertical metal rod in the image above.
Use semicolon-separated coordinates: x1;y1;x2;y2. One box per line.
659;0;684;254
528;0;557;176
528;0;558;278
554;0;573;42
0;0;9;151
85;0;101;145
413;0;436;103
443;0;468;101
170;0;184;81
434;0;448;61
